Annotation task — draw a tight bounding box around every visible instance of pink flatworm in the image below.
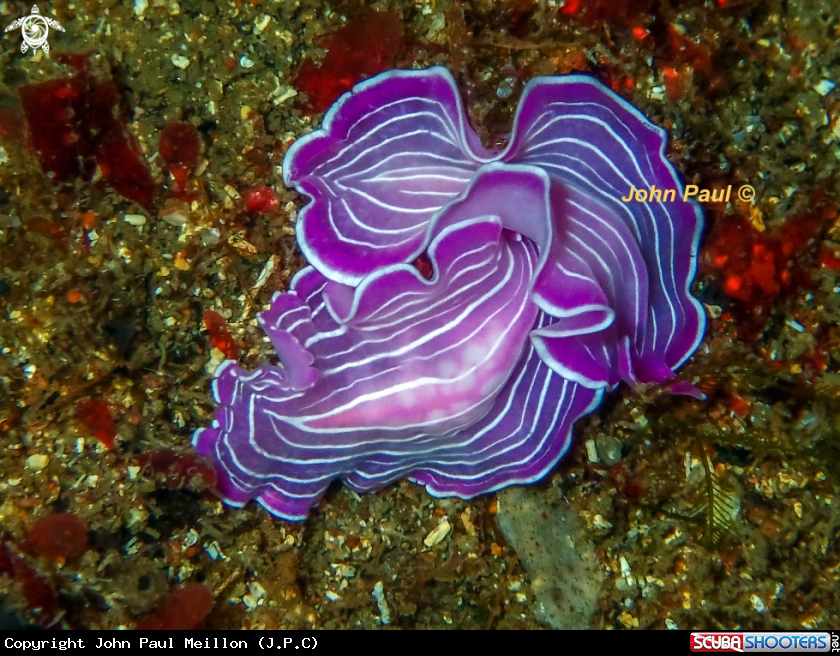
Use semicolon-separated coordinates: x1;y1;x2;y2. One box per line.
193;67;705;520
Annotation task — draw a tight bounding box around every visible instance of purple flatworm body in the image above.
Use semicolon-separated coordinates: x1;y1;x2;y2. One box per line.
193;67;706;520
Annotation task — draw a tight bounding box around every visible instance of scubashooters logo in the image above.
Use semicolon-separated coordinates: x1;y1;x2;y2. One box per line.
691;632;833;653
4;5;65;54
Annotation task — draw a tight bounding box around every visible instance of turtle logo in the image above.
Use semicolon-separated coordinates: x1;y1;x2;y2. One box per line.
5;5;65;54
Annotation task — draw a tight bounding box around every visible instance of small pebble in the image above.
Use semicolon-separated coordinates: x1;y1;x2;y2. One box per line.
595;434;623;465
171;54;191;69
26;454;49;471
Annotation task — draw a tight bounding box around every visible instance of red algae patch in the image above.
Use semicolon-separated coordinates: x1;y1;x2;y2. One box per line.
245;185;280;213
158;121;201;169
135;583;214;630
75;397;117;450
135;449;216;489
293;10;404;115
0;534;61;627
558;0;656;31
18;52;155;208
25;514;88;562
703;213;824;317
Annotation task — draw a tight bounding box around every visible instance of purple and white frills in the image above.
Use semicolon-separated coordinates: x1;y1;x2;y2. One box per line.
193;67;706;520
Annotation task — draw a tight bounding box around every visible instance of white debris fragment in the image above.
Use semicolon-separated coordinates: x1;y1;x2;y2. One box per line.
26;454;48;471
592;514;613;530
171;54;191;69
619;556;632;578
254;14;271;34
251;255;278;293
460;508;477;536
585;438;599;463
161;208;188;226
751;594;765;613
134;0;148;17
814;79;836;96
127;465;141;480
240;56;254;69
372;581;390;625
423;518;451;547
201;228;221;246
242;581;267;610
786;318;805;332
127;506;148;527
332;564;356;578
184;528;200;548
427;13;446;37
205;347;226;375
325;590;341;602
272;86;298;105
124;213;146;226
204;540;229;561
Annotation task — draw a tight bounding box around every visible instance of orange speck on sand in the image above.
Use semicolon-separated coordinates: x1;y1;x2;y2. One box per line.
76;397;117;449
490;543;504;557
25;514;88;562
662;65;692;103
82;211;96;229
67;289;83;303
724;276;742;293
729;394;750;417
632;26;649;41
173;252;191;271
136;583;214;630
